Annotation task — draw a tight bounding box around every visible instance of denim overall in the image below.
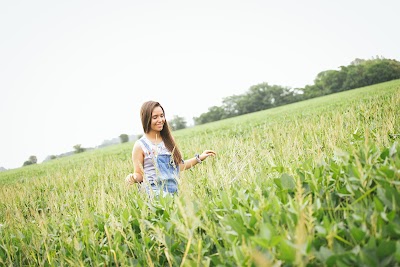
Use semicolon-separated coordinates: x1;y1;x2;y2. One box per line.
140;139;179;196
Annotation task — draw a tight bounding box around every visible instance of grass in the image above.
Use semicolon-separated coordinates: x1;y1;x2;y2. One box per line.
1;79;400;266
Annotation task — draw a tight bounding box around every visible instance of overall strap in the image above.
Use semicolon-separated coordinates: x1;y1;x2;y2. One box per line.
140;138;154;156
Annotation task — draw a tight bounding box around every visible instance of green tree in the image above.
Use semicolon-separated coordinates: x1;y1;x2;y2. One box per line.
221;95;242;118
73;144;85;154
194;56;400;125
238;83;289;113
304;57;400;97
29;155;37;164
364;59;400;85
22;155;37;166
341;64;367;90
119;134;129;143
169;115;187;130
194;106;225;125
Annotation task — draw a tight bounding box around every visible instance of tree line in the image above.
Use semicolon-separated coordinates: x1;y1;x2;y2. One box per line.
22;135;133;167
193;56;400;125
21;56;399;167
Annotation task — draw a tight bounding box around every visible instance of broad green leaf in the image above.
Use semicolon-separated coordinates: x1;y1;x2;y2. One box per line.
250;237;269;248
278;239;296;262
377;240;396;259
387;222;400;238
274;178;282;189
314;246;333;263
350;227;366;243
395;241;400;262
280;173;296;191
374;196;384;212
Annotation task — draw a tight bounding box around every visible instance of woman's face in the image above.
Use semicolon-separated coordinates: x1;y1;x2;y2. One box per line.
150;106;165;132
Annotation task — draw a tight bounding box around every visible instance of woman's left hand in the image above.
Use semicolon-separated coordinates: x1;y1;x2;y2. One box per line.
199;150;217;161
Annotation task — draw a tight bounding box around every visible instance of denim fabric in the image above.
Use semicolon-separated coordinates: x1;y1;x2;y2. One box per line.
140;138;179;196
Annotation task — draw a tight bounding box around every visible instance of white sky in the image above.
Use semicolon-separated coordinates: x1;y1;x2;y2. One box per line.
1;0;399;169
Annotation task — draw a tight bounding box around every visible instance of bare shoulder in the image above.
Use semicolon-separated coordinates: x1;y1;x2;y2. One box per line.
133;140;143;152
132;140;145;163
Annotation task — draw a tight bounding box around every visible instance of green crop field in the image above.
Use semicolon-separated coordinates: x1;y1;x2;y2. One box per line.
1;79;400;266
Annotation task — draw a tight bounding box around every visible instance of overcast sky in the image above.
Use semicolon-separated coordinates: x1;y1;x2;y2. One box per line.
1;0;399;169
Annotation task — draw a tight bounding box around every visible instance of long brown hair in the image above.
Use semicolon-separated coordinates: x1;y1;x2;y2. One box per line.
140;101;183;164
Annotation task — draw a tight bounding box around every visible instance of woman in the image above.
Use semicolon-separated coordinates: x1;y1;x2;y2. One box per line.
125;101;216;196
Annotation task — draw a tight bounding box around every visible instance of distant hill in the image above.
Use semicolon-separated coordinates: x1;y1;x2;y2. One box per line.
97;134;138;149
42;134;138;163
97;137;120;148
0;167;7;172
43;151;74;162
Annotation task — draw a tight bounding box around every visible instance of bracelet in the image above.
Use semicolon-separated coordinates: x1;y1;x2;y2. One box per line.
195;154;202;164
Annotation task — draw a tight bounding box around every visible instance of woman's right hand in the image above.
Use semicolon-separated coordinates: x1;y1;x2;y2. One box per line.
125;173;135;186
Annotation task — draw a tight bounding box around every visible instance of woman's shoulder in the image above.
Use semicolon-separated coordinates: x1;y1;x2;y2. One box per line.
134;136;152;151
132;136;142;147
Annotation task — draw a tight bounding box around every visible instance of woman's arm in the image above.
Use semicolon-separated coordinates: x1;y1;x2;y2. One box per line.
179;149;216;171
125;142;145;185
